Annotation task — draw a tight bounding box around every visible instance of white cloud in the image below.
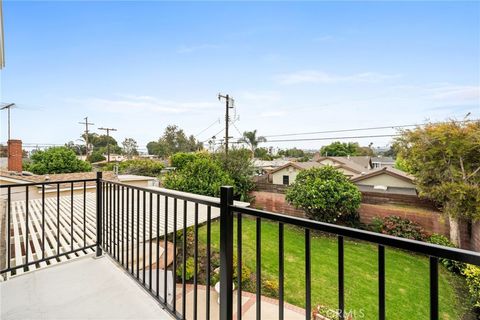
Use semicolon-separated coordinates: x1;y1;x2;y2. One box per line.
428;85;480;101
177;44;221;54
259;111;286;118
240;91;281;104
276;70;402;85
70;95;217;114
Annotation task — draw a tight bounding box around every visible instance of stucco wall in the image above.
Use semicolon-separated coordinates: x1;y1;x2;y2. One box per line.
355;174;415;189
271;166;300;185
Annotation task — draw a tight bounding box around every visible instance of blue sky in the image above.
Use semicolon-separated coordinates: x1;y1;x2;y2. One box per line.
1;1;479;151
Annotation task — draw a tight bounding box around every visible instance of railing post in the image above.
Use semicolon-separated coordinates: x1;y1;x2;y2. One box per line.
220;186;234;320
96;171;103;257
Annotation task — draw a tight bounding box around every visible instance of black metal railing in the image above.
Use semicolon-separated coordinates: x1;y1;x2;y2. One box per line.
2;177;480;320
0;176;98;275
222;185;480;320
100;176;222;320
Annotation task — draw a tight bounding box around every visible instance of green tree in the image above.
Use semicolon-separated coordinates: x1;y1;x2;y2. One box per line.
395;120;480;244
320;141;359;156
65;141;86;156
286;166;361;223
278;148;305;158
87;151;106;163
163;157;234;197
147;125;202;158
122;138;139;158
25;147;92;174
239;130;266;156
213;148;255;201
254;147;273;160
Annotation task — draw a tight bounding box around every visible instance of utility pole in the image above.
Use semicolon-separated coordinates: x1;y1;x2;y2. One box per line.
79;117;94;157
98;127;117;162
1;103;15;142
218;94;234;155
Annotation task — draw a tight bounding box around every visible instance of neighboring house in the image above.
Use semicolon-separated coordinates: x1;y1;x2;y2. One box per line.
266;157;415;195
351;167;417;196
252;159;290;173
371;156;395;169
117;174;158;188
269;161;323;185
315;156;369;178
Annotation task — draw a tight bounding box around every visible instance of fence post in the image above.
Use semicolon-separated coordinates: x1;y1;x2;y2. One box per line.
220;186;234;320
96;171;103;257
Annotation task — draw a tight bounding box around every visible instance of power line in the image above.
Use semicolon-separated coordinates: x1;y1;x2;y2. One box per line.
202;127;225;143
230;120;243;138
264;134;399;143
194;118;221;138
261;119;479;138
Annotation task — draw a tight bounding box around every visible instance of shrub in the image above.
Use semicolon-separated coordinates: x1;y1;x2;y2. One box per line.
262;278;279;298
163;157;234;197
427;234;465;273
463;264;480;309
87;151;106;163
24;147;92;174
170;152;209;170
369;217;384;233
286;166;361;223
380;216;426;241
176;257;196;281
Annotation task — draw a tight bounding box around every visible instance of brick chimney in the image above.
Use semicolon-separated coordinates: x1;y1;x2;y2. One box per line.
8;139;23;172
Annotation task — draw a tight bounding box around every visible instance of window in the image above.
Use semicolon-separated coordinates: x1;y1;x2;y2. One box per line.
282;175;289;185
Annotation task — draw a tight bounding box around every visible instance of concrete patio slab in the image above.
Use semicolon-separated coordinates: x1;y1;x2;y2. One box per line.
0;255;173;320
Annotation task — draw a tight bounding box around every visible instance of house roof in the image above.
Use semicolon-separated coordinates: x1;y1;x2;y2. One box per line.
252;159;290;169
268;161;322;174
315;156;368;174
371;156;395;163
0;171;118;188
351;166;414;184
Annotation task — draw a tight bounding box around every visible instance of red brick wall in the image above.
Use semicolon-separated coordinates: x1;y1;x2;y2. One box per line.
359;204;450;237
250;191;306;218
8;139;22;172
251;191;450;237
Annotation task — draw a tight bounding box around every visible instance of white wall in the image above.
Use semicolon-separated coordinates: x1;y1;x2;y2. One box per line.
271;166;299;185
356;174;414;189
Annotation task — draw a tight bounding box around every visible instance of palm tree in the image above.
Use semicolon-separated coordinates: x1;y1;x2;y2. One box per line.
239;130;267;156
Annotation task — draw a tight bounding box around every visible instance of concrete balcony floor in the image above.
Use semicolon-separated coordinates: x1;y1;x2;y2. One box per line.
0;255;173;320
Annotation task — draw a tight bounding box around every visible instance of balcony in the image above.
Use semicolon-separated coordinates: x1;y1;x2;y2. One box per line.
1;172;480;320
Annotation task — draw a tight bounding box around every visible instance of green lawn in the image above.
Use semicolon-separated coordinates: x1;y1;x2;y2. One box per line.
196;217;469;320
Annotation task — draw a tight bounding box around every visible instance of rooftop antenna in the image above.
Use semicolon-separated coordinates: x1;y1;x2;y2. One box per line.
98;127;117;162
1;103;16;141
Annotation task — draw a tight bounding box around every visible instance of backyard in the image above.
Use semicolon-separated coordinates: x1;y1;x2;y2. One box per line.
192;217;471;320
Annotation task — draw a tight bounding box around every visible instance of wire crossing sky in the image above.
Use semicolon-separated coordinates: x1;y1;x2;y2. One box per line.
1;1;479;149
